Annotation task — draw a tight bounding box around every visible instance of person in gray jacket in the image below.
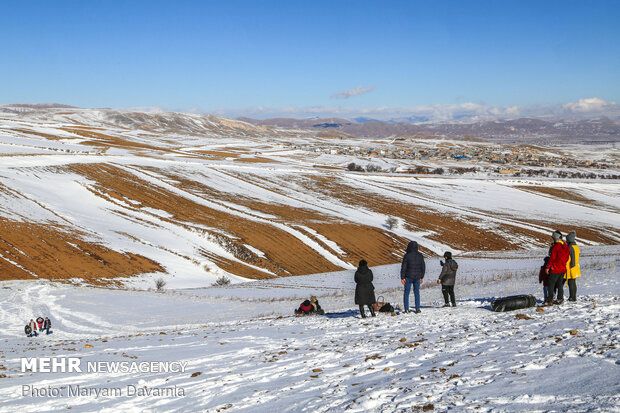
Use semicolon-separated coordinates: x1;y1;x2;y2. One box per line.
401;241;425;313
437;251;458;307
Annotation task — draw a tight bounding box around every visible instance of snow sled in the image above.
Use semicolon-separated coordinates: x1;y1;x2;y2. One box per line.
491;295;537;312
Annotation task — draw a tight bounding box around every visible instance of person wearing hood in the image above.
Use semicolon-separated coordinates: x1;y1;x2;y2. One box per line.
437;251;458;307
400;241;426;313
564;231;581;302
354;260;376;318
544;230;570;306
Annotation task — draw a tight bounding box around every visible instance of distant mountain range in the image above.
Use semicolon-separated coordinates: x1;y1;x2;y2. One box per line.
0;103;76;113
237;116;620;144
2;103;619;144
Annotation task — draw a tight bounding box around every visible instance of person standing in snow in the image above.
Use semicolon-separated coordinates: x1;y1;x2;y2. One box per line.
43;317;52;335
539;256;550;302
25;324;33;337
354;260;376;318
564;231;581;302
401;241;425;313
36;317;44;332
544;230;570;306
29;319;38;337
437;251;458;307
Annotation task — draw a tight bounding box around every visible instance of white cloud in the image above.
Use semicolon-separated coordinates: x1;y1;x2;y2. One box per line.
166;97;620;123
562;97;615;113
330;86;376;99
126;106;166;113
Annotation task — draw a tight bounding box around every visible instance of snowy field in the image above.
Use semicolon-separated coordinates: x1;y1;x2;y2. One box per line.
0;248;618;412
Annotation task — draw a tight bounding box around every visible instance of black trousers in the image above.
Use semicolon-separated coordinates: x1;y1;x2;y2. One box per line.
547;273;565;302
442;285;456;306
359;304;375;318
567;278;577;301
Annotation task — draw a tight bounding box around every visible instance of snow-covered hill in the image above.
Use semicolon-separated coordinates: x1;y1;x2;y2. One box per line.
0;108;619;288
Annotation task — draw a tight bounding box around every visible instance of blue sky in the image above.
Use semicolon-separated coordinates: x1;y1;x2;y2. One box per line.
1;0;619;118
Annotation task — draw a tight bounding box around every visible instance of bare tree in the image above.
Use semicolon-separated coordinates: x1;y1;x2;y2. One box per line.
385;216;398;230
155;278;166;291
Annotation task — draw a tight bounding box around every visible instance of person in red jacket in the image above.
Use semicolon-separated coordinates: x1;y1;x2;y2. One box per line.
544;230;570;305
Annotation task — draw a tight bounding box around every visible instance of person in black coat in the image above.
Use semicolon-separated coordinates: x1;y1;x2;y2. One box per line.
400;241;425;313
354;260;376;318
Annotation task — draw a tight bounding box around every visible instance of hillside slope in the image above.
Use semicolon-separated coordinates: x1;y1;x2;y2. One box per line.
0;108;619;287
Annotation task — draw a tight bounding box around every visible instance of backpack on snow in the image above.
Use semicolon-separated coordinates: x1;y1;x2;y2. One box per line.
373;296;394;313
25;325;32;335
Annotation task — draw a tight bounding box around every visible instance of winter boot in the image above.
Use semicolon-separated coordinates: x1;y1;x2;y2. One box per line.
359;305;366;318
369;306;376;317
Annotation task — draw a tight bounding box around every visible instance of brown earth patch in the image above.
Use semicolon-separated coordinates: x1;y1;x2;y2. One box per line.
515;185;614;210
9;128;66;141
193;150;239;158
234;157;279;163
204;255;274;279
308;223;409;265
314;165;342;170
60;128;165;153
0;218;162;284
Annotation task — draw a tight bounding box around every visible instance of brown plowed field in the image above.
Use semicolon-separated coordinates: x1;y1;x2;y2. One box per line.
67;163;345;278
0;218;162;284
515;185;617;212
60;128;165;152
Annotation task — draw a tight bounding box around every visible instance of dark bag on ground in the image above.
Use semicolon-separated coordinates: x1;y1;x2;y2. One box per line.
491;294;537;312
372;296;394;313
378;303;394;313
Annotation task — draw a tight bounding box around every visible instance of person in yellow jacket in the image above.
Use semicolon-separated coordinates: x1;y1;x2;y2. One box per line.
565;231;581;301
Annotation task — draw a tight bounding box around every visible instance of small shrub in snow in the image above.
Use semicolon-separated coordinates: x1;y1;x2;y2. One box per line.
212;276;231;287
347;162;364;172
366;164;382;173
155;278;166;291
385;216;398;230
